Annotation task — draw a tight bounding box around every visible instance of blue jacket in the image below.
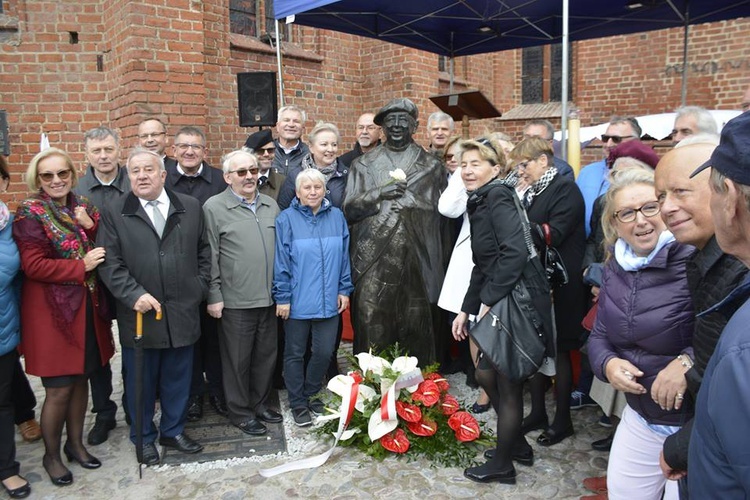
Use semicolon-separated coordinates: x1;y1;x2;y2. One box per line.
576;159;609;237
588;241;695;426
273;198;354;320
0;215;21;356
689;274;750;497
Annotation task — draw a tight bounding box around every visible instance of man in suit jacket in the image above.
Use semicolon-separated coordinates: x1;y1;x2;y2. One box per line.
98;148;211;465
244;128;286;201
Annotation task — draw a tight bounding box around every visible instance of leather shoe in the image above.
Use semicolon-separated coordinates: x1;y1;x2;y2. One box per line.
235;419;267;436
257;409;283;424
42;456;73;487
463;463;516;484
591;432;614;452
87;419;116;445
63;443;101;469
2;476;31;499
139;442;160;466
17;419;41;442
209;394;228;417
521;414;549;435
537;425;575;447
483;447;534;466
159;433;203;454
471;401;492;414
583;475;608;494
186;395;203;422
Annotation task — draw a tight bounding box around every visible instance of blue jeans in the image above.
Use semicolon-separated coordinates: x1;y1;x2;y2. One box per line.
283;316;338;409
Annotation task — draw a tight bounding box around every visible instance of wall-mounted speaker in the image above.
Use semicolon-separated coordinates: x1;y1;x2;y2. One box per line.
237;72;278;128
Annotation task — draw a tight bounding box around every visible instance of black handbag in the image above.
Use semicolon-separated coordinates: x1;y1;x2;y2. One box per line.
468;188;551;382
535;223;569;288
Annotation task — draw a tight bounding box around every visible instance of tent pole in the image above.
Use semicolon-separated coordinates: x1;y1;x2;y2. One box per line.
449;57;454;93
275;18;286;107
561;0;569;161
680;6;690;106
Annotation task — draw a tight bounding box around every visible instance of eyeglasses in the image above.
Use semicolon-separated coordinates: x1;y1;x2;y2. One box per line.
38;169;72;182
516;158;538;170
229;167;259;177
614;201;661;223
257;147;275;155
601;134;636;144
138;132;166;140
175;143;205;152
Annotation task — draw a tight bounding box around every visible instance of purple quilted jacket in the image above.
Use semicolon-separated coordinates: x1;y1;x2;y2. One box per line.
588;241;695;426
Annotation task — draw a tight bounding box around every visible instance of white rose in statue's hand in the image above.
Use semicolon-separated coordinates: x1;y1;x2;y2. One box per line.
389;168;407;183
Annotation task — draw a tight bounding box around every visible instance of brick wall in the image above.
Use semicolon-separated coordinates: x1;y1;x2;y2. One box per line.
1;1;748;206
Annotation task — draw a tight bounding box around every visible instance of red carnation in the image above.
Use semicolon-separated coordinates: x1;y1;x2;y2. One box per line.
439;394;460;416
395;401;422;423
448;411;480;442
347;370;364;384
412;380;440;407
380;428;410;454
424;372;450;392
407;418;438;437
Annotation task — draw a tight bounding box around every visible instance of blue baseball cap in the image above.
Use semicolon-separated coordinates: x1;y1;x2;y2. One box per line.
691;111;750;184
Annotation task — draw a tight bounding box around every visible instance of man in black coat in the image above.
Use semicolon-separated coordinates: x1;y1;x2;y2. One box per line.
165;126;228;421
98;149;211;465
338;112;381;168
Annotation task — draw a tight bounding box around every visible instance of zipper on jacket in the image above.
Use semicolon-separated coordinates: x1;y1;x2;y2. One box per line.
314;214;328;314
255;213;272;298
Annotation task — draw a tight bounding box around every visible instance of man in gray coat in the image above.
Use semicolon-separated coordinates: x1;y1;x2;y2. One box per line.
203;149;282;436
98;148;210;466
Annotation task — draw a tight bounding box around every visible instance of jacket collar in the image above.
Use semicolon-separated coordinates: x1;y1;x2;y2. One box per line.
79;164;129;193
122;188;186;217
291;196;331;217
166;161;217;186
700;272;750;318
690;235;724;277
218;187;273;210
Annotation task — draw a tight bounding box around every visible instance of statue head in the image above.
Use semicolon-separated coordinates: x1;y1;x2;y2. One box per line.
374;98;419;150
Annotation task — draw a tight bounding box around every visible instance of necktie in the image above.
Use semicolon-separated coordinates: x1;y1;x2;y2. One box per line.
148;200;166;237
259;175;268;187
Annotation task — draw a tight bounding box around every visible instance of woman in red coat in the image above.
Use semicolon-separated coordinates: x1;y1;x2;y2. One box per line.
12;148;113;487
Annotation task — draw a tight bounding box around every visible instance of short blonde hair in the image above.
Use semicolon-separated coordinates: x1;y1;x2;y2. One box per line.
601;167;656;256
459;136;510;176
308;122;341;145
26;148;78;192
509;137;553;164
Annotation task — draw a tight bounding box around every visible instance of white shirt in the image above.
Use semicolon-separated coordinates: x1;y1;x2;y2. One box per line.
139;189;171;226
176;163;204;177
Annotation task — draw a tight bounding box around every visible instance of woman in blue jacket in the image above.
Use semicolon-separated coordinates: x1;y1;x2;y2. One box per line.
273;168;353;428
587;167;694;500
1;155;31;498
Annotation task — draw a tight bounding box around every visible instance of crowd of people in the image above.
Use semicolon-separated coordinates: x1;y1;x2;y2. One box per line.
1;90;750;499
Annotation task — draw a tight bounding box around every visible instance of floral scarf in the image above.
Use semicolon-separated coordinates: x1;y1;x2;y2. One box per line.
0;200;8;231
523;165;558;208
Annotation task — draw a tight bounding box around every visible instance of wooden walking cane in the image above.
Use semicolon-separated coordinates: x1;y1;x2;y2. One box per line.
135;309;162;478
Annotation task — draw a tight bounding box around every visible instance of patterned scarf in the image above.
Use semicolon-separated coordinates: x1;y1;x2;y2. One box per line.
523;165;558;208
302;153;337;181
0;200;8;231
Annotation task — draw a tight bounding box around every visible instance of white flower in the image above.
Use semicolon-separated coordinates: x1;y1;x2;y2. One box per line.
355;352;390;376
389;168;407;182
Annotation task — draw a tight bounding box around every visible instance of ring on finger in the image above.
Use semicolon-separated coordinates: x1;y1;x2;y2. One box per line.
675;393;684;400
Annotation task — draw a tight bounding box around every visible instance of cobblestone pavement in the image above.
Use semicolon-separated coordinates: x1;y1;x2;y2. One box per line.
15;338;610;499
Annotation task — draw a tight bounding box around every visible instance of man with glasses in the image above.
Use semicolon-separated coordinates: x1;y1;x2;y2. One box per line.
203;150;282;437
73;126;129;445
522;120;575;180
244;129;285;201
137;118;170;159
272;106;309;176
339;112;382;168
576;116;641;236
165;126;228;422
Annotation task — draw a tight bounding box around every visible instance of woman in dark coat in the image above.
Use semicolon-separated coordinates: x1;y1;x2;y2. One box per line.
453;137;553;484
510;138;587;446
13;148;113;486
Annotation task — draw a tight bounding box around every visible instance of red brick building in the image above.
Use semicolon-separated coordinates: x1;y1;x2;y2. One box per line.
0;1;747;205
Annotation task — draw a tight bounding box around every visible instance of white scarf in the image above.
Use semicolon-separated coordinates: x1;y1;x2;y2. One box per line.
615;230;675;271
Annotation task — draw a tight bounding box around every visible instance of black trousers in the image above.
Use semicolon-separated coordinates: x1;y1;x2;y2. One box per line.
0;350;20;481
190;307;224;398
89;361;117;422
11;358;35;425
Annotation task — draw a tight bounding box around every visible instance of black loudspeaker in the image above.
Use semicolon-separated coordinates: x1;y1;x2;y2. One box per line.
237;72;278;127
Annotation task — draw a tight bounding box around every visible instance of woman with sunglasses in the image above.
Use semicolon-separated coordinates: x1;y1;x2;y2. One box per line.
587;168;693;500
12;148;113;487
509;137;587;447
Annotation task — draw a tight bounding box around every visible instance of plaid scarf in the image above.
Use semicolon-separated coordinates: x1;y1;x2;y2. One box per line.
523;165;558;209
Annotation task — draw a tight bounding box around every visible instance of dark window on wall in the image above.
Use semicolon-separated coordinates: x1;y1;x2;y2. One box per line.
438;55;447;72
264;0;289;41
230;0;257;37
522;43;573;103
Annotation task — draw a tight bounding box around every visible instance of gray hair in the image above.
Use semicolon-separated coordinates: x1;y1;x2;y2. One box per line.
609;116;642;138
308;121;341;145
675;106;718;135
221;149;258;174
709;168;750;214
173;126;206;143
427;112;454;130
84;126;119;146
295;168;327;191
127;148;165;172
674;132;720;148
278;105;307;123
524;120;555;140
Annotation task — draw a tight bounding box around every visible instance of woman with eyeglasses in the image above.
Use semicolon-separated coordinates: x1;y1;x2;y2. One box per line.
12;148;113;487
508;137;587;447
587;168;693;500
277;122;348;211
452;137;554;484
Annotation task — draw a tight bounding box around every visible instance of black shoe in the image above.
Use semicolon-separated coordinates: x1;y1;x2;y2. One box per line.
2;476;31;499
483;448;534;467
125;412;132;426
537;425;575;447
87;419;116;446
309;400;326;416
159;433;203;454
235;419;267;436
471;401;492;414
209;394;228;417
63;443;102;469
42;456;73;487
591;432;614;452
292;407;312;427
139;442;160;466
521;415;549;435
186;395;203;422
257;409;283;424
463;462;516;484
